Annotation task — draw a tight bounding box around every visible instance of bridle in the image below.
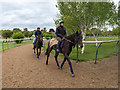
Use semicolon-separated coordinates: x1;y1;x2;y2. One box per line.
62;37;76;45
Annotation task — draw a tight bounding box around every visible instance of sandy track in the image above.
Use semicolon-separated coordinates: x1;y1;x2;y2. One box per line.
2;44;118;88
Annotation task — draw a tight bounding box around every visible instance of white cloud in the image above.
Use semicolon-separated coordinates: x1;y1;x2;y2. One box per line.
0;0;118;31
0;1;59;31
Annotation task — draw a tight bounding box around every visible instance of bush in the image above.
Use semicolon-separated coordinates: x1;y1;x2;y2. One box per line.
12;32;24;43
43;34;56;40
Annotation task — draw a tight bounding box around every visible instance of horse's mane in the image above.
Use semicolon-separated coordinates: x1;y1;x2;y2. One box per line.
66;33;76;40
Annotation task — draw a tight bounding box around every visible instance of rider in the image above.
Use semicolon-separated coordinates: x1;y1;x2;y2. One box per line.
33;27;43;49
56;20;67;52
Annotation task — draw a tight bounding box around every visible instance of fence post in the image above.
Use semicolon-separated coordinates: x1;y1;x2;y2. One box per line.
95;43;102;64
7;41;8;50
2;41;4;52
24;39;26;44
43;42;45;51
14;40;15;48
76;44;78;63
116;41;119;56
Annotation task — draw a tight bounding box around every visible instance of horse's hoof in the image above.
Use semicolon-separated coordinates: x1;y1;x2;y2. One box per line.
57;67;60;69
46;63;48;65
72;74;75;77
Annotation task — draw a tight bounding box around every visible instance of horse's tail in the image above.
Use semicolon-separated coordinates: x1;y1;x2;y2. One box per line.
45;42;50;55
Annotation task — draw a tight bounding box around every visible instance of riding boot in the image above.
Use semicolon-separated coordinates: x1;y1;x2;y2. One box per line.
57;41;61;53
33;40;36;49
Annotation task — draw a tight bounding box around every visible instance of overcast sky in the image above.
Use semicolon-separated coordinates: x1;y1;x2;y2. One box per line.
0;0;119;31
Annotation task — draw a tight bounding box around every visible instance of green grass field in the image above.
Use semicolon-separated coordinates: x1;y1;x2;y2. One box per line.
0;40;32;52
43;36;119;62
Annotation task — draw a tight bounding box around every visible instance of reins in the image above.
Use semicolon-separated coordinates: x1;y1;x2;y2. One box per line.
62;37;75;45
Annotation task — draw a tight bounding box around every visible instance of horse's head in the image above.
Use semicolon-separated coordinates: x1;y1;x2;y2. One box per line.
37;34;43;43
74;31;83;48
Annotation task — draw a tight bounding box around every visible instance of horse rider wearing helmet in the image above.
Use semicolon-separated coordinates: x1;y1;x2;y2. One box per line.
56;20;67;52
33;27;43;49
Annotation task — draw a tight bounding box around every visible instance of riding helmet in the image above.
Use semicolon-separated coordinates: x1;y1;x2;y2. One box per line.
59;20;64;24
37;27;40;29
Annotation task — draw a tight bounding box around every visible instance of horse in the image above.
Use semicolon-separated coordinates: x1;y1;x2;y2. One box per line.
33;34;43;60
45;31;83;77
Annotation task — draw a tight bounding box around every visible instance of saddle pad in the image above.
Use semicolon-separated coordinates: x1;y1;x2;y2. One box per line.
49;38;58;47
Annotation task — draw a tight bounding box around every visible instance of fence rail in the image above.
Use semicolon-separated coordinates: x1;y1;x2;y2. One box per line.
83;40;120;64
0;38;33;52
43;39;120;64
83;40;119;43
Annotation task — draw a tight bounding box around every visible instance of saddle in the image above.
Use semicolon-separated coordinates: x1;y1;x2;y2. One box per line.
49;38;58;47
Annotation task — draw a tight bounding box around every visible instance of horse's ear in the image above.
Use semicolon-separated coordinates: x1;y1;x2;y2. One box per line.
76;31;78;35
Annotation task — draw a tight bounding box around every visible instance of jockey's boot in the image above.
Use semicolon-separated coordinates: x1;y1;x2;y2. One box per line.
57;41;62;53
33;40;36;49
33;45;35;49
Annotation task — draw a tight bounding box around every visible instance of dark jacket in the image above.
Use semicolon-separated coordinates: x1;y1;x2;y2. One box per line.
56;25;66;38
35;30;42;37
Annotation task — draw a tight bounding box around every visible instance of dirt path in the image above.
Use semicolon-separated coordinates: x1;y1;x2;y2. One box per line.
2;44;118;88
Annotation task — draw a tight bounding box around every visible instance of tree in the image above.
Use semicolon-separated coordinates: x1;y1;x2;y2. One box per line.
12;32;24;43
13;28;22;33
111;27;119;35
56;1;117;53
24;28;28;31
23;28;29;37
41;27;47;34
2;30;13;39
28;31;33;37
23;31;29;37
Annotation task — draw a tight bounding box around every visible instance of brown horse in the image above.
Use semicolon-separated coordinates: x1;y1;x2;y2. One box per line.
33;34;43;60
45;31;83;77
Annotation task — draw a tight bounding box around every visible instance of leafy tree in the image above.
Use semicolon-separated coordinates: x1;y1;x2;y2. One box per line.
13;28;22;33
41;27;47;34
28;31;33;37
12;32;24;43
2;30;13;39
23;31;29;37
56;1;117;53
24;28;28;31
111;27;119;35
23;28;29;37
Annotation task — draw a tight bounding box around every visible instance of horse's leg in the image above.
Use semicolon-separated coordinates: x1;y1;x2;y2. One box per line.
54;51;60;69
34;46;36;53
61;53;70;69
39;47;41;56
34;48;35;53
46;47;52;65
61;57;67;69
37;48;39;60
64;54;75;77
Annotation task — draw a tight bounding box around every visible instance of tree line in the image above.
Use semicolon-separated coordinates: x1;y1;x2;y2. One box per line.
1;28;34;39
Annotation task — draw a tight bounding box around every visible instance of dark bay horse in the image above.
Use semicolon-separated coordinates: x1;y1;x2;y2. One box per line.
33;34;43;60
45;31;83;77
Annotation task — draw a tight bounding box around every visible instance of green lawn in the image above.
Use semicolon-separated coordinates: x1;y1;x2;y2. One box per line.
43;36;119;62
86;36;118;41
0;40;32;52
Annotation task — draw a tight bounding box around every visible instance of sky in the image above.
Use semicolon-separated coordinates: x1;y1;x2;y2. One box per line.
0;0;119;31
